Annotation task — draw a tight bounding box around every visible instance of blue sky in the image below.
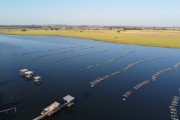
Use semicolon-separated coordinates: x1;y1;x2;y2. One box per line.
0;0;180;26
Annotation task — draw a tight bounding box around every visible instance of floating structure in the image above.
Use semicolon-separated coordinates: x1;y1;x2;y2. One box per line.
47;45;83;52
34;47;94;59
123;91;132;98
169;96;180;120
0;106;17;114
80;64;101;71
19;69;34;78
152;67;175;81
152;62;180;81
20;69;43;83
107;51;135;63
124;60;144;71
63;95;75;107
90;57;165;88
174;62;180;68
90;75;110;87
133;80;151;90
33;95;75;120
41;102;60;116
50;50;108;64
24;71;34;79
90;70;122;87
19;69;29;76
124;57;165;71
87;66;93;69
111;71;121;76
34;76;42;84
23;46;83;55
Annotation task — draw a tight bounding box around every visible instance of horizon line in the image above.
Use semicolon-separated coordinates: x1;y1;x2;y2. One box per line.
0;24;180;28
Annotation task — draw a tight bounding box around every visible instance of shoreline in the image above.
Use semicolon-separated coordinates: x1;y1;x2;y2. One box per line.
0;29;180;49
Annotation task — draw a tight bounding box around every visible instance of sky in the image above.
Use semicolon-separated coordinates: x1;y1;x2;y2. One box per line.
0;0;180;26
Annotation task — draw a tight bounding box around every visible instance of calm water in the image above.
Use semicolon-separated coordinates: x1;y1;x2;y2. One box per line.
0;34;180;120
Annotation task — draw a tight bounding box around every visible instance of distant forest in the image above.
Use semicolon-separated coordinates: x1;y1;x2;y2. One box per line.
0;25;179;31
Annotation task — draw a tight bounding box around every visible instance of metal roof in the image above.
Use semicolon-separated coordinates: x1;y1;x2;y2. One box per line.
34;76;41;80
25;71;33;75
43;102;60;112
63;95;75;102
20;69;28;72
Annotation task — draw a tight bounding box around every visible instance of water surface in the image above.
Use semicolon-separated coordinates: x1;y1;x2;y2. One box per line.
0;34;180;120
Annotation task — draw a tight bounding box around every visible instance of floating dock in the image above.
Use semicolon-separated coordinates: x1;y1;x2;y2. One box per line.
33;95;75;120
20;69;34;78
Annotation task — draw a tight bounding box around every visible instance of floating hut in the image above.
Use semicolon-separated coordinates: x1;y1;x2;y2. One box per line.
41;102;60;116
33;95;75;120
63;95;75;107
19;69;29;76
24;71;34;78
34;76;42;83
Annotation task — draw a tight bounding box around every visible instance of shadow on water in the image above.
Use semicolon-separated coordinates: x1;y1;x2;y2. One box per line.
81;92;91;98
0;79;14;87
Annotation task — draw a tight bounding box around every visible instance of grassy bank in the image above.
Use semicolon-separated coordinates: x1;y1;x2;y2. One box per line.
0;29;180;48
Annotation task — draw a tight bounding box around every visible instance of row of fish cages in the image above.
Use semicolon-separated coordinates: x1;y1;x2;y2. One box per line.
107;51;135;63
123;80;151;101
80;51;135;72
19;69;42;84
122;62;180;101
123;57;165;71
169;94;180;120
50;50;108;64
90;70;122;87
22;45;84;55
152;62;180;81
133;80;151;90
80;64;101;71
33;47;95;59
89;57;165;88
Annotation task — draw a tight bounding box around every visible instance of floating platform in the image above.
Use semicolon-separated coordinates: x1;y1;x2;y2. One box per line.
33;95;75;120
24;71;34;78
34;76;42;84
19;69;29;76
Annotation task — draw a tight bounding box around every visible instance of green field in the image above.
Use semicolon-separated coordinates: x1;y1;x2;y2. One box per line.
0;29;180;48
